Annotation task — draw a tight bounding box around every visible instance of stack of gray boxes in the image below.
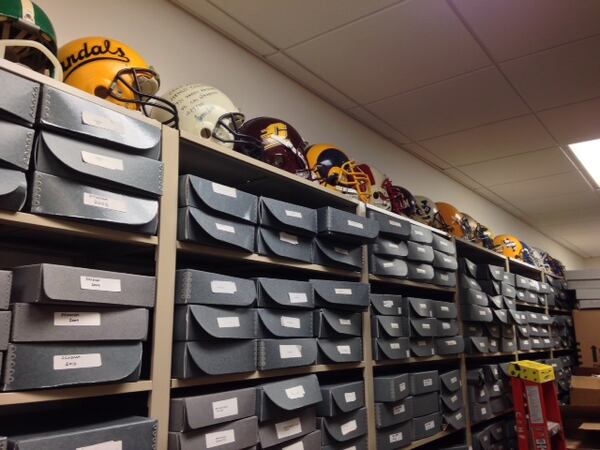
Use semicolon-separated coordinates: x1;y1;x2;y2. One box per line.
3;263;154;390
515;274;552;308
550;315;574;350
472;417;517;450
468;363;513;425
32;84;163;234
169;385;259;449
374;370;442;449
317;380;368;449
467;367;493;425
371;295;464;360
0;68;33;211
439;369;467;432
172;269;258;377
368;211;458;287
548;275;570;309
543;356;575;405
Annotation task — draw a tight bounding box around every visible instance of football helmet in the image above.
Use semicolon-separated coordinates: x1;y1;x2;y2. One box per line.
475;223;495;250
358;164;392;210
413;196;451;231
306;144;371;202
520;241;536;265
436;202;464;238
232;117;311;178
530;246;546;269
493;234;523;259
60;37;177;125
460;212;479;242
0;0;61;79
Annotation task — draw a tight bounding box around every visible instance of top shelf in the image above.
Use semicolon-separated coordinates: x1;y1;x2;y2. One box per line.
455;239;506;264
508;258;543;279
179;132;359;212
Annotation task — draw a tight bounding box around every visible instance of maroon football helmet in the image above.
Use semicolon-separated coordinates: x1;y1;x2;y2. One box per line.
385;182;418;216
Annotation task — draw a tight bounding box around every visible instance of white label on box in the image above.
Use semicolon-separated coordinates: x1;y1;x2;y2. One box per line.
479;341;486;348
391;322;400;329
398;307;403;314
339;318;352;326
389;432;403;443
205;429;235;448
416;268;426;274
479;310;487;316
417;246;426;253
481;407;488;415
211;182;237;198
451;394;458;402
337;345;351;355
393;404;406;415
335;288;352;295
285;385;306;400
77;441;122;450
280;345;302;359
399;382;407;392
275;417;302;439
475;293;483;300
441;306;450;312
347;220;364;229
389;220;403;228
456;412;463;420
217;316;240;328
281;316;301;329
345;392;357;403
81;151;124;171
282;442;304;450
422;323;431;330
450;376;458;384
80;276;122;292
493;385;500;393
423;378;433;387
414;229;424;236
383;262;394;268
387;242;400;250
53;353;102;370
215;223;236;233
212;397;238;419
383;300;393;308
390;343;400;349
280;232;299;245
440;274;449;280
442;322;451;330
447;340;457;346
83;192;127;213
284;209;303;219
334;247;349;255
211;280;237;294
81;111;124;133
425;420;435;431
340;420;357;436
288;292;308;303
444;257;452;263
342;446;357;450
54;312;101;327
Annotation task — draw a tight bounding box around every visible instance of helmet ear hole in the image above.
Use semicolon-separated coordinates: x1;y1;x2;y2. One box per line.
94;86;110;99
200;128;212;139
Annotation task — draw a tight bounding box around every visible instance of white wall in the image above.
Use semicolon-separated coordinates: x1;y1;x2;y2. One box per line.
36;0;586;268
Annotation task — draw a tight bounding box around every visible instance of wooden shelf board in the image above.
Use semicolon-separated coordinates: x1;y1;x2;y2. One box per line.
177;241;360;277
455;239;506;262
374;355;460;367
365;204;450;237
515;301;548;312
171;363;365;389
466;351;519;359
0;381;152;406
508;258;542;277
402;429;463;450
369;275;456;292
472;409;514;428
0;211;158;247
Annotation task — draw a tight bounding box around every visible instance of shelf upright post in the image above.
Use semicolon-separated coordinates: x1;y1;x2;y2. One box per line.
148;126;180;450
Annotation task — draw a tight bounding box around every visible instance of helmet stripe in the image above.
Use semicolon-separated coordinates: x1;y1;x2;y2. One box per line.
20;0;35;23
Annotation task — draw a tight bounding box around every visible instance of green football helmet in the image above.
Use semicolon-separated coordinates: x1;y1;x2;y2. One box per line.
0;0;62;79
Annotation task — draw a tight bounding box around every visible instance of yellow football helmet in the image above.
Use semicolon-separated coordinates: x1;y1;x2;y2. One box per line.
58;37;177;125
305;144;371;203
493;234;523;259
436;202;464;238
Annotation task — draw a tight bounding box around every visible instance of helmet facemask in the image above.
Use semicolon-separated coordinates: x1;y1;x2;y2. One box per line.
326;161;372;203
213;112;264;159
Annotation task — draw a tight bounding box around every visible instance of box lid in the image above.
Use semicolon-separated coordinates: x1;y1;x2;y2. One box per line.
374;373;410;402
467;336;489;353
371;294;404;316
256;278;313;309
407;262;434;281
370;237;408;258
316;309;361;337
370;255;409;278
459;258;478;278
438;319;460;337
508;309;527;325
0;120;33;171
441;390;464;411
258;196;316;235
367;210;411;239
444;409;466;430
0;67;39;125
169;416;258;450
410;318;437;338
257;228;313;263
460;288;489;306
258;309;312;338
0;168;27;211
488;295;503;309
440;370;461;392
410;338;435;357
409;224;433;244
432;301;457;319
185;305;257;339
258;374;322;415
319;407;367;443
407;241;434;263
432;234;456;255
374;315;406;338
435;336;465;355
319;381;365;415
258;338;317;370
433;249;458;271
313;238;363;270
433;270;456;287
317;338;362;363
176;269;255;306
477;264;504;281
311;280;369;311
407;297;433;318
373;337;411;360
317;207;379;244
180;340;257;376
461;274;482;291
493;309;509;324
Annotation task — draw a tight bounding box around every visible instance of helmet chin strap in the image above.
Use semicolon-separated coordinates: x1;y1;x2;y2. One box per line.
0;39;63;80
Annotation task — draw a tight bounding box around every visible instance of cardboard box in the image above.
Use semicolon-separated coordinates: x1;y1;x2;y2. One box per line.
410;318;438;338
488;294;503;308
370;255;409;278
470;401;493;424
9;416;157;450
370;294;405;316
311;280;369;311
0;311;9;350
370;236;408;258
376;419;413;450
11;303;148;342
412;391;440;417
30;171;158;234
257;228;314;263
464;324;484;337
461;304;493;322
0;167;27;211
372;337;411;361
432;234;455;255
258;408;316;448
176;269;255;307
313;309;362;338
317;207;379;245
36;131;163;198
410;338;436;357
432;301;457;319
409;223;433;244
410;371;439;395
277;430;322;450
412;412;441;440
316;338;363;364
0;271;11;311
12;263;156;307
256;278;313;310
460;288;489;306
502;272;516;286
440;370;462;392
374;373;410;402
0;67;39;125
170;387;256;431
444;409;466;431
406;262;434;282
2;342;142;391
435;336;465;355
407;297;433;318
172;340;257;378
313;238;363;270
477;264;504;281
406;242;434;263
488;338;499;353
574;310;600;368
258;196;317;236
468;384;489;403
441;390;463;411
465;336;489;354
459;257;478;277
40;85;161;158
373;315;409;338
318;407;368;445
432;250;458;271
256;374;322;422
367;210;411;239
571;374;600;405
433;270;456;287
178;206;256;251
375;396;414;428
318;381;365;417
169;416;259;450
437;319;459;337
515;275;530;290
257;309;313;338
461;273;482;291
257;338;317;370
0;119;33;171
174;305;257;341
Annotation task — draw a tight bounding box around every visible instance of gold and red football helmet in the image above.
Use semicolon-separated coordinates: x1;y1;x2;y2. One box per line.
493;234;523;259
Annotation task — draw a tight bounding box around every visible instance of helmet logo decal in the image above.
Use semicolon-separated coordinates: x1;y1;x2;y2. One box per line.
61;40;130;80
261;123;289;150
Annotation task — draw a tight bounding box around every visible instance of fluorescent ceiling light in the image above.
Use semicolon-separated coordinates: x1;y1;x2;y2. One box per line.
568;139;600;189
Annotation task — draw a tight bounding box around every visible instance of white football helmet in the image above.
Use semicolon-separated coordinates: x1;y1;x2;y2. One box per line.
151;84;243;147
413;195;438;226
358;163;392;210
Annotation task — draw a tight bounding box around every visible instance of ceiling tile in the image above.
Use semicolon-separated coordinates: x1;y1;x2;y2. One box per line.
459;147;573;187
419;115;556;166
401;143;452;170
443;168;484;190
266;53;357;109
501;36;600;111
538;97;600;145
346;107;411;144
542;221;600;257
173;0;277;56
210;0;401;50
450;0;600;61
515;190;600;217
285;0;490;104
366;67;529;140
473;187;526;219
490;172;590;204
